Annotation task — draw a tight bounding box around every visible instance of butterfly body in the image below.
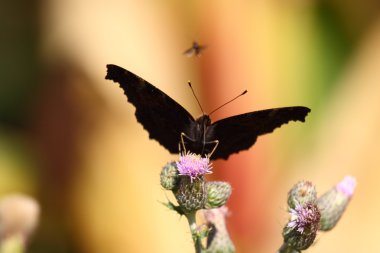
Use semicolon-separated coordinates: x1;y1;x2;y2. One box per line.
106;64;311;160
183;41;207;57
182;115;216;155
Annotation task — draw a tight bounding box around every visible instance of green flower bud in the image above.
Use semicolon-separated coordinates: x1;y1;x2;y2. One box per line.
205;182;232;209
283;226;317;251
174;176;206;212
204;206;235;253
317;176;356;231
288;181;317;209
160;162;179;190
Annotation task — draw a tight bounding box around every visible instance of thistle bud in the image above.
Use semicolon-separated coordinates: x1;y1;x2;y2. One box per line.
174;176;207;212
160;161;179;190
204;206;235;253
287;181;317;209
205;182;232;209
317;176;356;231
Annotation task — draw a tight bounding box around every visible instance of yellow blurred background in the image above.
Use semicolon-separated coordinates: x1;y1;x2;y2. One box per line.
1;0;380;252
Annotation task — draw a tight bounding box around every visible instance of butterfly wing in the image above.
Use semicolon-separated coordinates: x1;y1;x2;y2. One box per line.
183;47;195;57
106;64;195;153
209;106;311;160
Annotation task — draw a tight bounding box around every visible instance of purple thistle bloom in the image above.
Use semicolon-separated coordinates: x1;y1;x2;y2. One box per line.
287;203;320;234
336;175;357;197
176;152;212;181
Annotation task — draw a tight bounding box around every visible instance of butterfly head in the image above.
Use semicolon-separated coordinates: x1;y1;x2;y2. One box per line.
196;115;212;127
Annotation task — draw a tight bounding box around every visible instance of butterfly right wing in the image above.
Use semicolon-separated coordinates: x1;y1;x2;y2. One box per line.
210;106;311;160
106;64;195;153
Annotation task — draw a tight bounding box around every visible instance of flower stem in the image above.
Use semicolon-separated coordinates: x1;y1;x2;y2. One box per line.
185;211;203;253
277;243;301;253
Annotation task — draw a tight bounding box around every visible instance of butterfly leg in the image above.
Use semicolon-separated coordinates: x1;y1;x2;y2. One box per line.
178;142;182;154
206;140;219;158
180;132;192;154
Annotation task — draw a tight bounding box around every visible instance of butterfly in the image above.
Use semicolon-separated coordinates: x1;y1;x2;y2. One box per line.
183;41;207;57
105;64;311;160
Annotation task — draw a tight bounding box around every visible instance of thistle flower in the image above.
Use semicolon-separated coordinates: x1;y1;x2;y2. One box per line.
279;177;356;252
317;176;357;231
283;203;320;250
176;152;212;181
280;182;319;252
287;203;320;234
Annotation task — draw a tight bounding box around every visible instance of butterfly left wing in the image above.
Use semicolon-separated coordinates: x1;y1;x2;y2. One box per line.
106;64;195;153
209;106;311;160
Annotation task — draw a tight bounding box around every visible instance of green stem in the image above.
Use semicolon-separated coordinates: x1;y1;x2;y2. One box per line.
277;243;301;253
185;211;203;253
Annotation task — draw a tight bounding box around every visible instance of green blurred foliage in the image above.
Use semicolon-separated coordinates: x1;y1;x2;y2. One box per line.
0;0;40;128
0;131;37;194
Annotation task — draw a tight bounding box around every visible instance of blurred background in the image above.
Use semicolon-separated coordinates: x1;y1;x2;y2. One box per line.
1;0;380;252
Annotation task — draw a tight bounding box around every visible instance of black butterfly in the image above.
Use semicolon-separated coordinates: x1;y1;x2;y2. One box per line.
183;41;207;57
105;64;311;160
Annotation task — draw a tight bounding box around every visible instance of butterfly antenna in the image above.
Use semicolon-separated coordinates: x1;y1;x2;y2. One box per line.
188;81;205;115
209;90;248;116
